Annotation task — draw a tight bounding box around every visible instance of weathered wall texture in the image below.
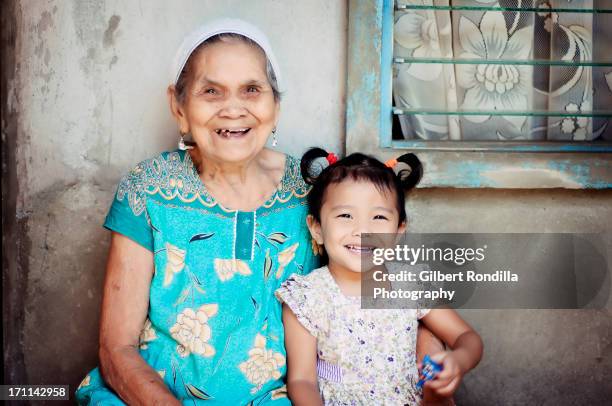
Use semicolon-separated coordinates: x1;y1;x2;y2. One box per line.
3;0;611;405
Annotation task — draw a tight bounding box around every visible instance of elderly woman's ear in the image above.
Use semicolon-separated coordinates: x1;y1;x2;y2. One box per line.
167;84;189;134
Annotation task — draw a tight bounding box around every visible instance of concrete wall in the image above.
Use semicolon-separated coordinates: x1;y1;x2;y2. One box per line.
3;1;611;405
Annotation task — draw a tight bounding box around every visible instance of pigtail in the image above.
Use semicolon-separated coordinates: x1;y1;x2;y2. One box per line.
300;147;331;185
396;153;423;191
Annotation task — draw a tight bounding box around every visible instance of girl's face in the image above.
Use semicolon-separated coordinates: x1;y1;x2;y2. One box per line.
308;179;406;274
172;39;279;165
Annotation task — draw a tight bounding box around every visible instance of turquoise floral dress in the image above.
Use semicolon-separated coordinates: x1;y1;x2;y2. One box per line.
76;150;318;405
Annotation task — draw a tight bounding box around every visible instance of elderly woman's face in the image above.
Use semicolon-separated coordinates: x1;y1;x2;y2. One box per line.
177;40;279;164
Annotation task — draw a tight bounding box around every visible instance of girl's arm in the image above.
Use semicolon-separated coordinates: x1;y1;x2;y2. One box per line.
417;323;454;404
420;309;483;398
282;303;323;406
99;233;181;405
416;323;445;365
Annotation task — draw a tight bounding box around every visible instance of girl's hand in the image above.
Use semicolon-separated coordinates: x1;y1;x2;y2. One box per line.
418;309;483;402
422;351;463;397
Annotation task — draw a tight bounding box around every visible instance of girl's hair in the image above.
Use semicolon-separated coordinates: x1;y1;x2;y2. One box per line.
301;148;422;225
175;33;281;105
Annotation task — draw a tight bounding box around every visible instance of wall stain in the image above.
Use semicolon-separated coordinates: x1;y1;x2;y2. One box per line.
43;48;50;67
71;7;118;168
103;15;121;47
34;11;53;58
33;9;55;95
79;47;96;75
36;10;53;34
72;1;104;46
109;54;118;69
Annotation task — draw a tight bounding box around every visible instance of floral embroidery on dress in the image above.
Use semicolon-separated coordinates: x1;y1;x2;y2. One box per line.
214;259;252;281
139;318;158;349
164;243;186;286
184;383;213;400
276;242;299;279
116;151;310;216
270;384;288;400
263;157;309;208
239;334;286;394
116;152;213;214
170;304;218;358
256;231;305;280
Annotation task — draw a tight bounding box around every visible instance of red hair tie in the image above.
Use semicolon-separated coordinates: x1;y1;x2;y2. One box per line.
385;158;398;168
326;152;338;165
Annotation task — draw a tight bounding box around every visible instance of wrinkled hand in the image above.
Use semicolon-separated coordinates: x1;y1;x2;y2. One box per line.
420;351;463;397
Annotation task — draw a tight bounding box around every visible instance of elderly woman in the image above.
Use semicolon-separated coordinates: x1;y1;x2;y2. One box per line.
76;19;317;405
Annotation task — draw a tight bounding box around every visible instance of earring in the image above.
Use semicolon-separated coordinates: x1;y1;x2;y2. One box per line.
178;133;193;150
271;128;278;147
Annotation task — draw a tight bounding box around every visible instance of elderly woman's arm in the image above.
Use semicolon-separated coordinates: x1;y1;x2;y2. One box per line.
98;233;181;406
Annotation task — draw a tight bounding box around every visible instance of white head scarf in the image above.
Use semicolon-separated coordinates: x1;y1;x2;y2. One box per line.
170;18;283;91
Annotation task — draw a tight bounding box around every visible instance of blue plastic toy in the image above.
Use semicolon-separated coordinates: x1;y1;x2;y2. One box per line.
416;354;443;389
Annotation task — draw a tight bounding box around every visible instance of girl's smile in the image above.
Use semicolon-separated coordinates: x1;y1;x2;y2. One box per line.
309;180;405;276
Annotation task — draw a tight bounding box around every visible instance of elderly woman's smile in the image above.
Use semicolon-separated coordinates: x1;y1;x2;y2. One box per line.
215;128;251;137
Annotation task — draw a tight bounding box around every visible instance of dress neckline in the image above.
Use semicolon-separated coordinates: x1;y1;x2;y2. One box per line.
184;150;289;213
320;266;362;304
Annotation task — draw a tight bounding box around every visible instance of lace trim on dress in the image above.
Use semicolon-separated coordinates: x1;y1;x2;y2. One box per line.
116;151;310;216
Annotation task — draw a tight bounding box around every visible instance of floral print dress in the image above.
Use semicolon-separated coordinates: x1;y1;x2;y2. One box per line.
76;150;318;405
275;266;429;406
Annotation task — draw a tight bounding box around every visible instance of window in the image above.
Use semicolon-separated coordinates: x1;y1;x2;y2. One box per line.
346;0;612;188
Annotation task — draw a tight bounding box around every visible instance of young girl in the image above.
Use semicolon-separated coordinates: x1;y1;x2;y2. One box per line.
275;148;483;405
